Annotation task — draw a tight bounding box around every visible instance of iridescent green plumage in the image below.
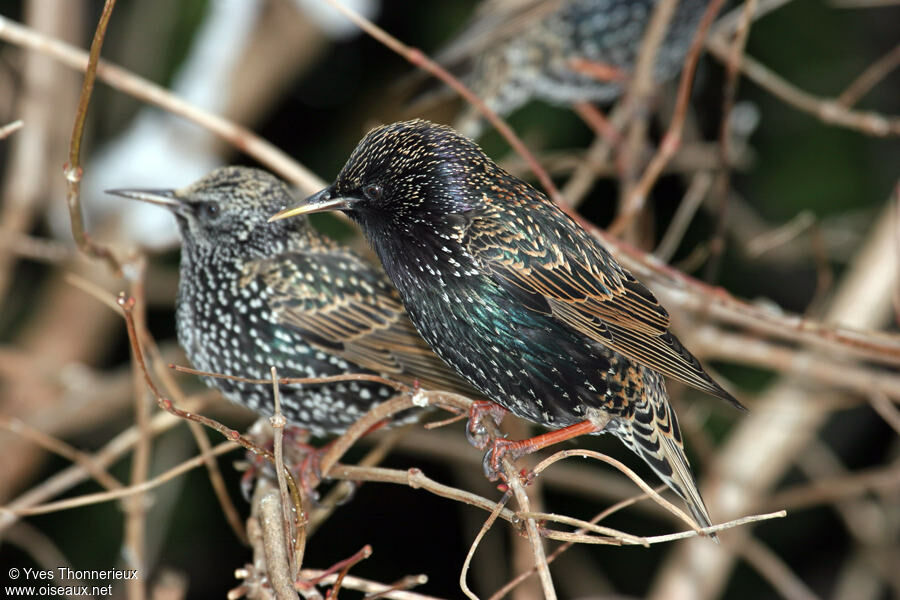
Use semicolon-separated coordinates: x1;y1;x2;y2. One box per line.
273;120;744;535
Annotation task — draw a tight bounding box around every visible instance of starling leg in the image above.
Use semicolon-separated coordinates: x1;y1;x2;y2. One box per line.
483;420;601;481
465;400;508;449
241;425;313;501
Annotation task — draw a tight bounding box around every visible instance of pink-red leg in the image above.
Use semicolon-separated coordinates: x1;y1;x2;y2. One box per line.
484;420;601;481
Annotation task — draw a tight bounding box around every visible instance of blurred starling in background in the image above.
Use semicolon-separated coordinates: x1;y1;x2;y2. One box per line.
414;0;706;136
271;120;744;534
109;166;473;436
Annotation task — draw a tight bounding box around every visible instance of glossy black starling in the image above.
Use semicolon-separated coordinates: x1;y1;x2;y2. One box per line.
108;166;473;436
271;120;744;534
431;0;706;135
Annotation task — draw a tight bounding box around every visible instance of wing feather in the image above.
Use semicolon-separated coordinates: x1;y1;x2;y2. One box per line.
464;198;743;409
248;248;475;395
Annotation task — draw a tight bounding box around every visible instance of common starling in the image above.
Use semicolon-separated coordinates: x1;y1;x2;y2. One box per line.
427;0;707;135
109;166;473;437
271;120;744;534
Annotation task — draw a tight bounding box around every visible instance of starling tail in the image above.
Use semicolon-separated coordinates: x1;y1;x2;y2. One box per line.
615;369;716;540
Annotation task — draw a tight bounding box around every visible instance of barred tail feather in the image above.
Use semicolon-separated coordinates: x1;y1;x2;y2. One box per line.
616;371;718;542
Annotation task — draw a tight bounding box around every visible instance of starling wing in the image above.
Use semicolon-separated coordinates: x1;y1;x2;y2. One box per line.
246;248;475;395
463;196;744;410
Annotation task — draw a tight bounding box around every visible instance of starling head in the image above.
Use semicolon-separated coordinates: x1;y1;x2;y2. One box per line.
270;120;497;233
111;166;314;256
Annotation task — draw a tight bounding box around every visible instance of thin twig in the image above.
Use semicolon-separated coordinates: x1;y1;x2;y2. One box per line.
0;13;324;193
296;570;440;600
487;485;668;600
319;0;563;204
117;293;306;530
258;488;298;600
765;459;900;511
62;0;122;275
0;391;217;534
146;341;247;544
0;119;24;139
2;441;238;517
739;536;822;600
867;391;900;434
0;416;122;491
704;0;758;282
837;43;900;108
611;0;727;236
270;365;303;578
532;449;700;532
460;491;511;600
616;0;680;240
125;261;150;600
705;30;899;136
654;171;714;261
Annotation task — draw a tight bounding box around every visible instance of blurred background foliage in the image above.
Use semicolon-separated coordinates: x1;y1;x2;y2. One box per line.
0;0;898;599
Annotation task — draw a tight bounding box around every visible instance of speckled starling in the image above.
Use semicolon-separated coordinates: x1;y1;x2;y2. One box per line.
108;166;473;437
270;120;744;534
433;0;706;135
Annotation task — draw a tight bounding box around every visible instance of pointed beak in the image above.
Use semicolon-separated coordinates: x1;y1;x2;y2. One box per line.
268;187;355;223
106;188;183;211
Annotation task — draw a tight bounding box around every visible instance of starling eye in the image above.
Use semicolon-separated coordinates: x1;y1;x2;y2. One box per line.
197;202;220;219
363;183;383;201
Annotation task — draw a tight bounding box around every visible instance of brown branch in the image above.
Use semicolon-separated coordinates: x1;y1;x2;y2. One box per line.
329;464;518;523
765;459;900;511
0;119;23;139
739;536;822;600
269;366;304;579
0;13;324;194
485;486;666;600
257;488;298;600
460;491;511;600
319;0;563;205
705;29;900;136
0;416;122;491
117;292;307;545
4;441;237;517
868;392;900;434
62;0;123;275
705;0;758;282
125;260;150;599
689;324;900;401
837;43;900;108
0;391;217;534
611;0;727;236
295;571;439;600
616;0;680;240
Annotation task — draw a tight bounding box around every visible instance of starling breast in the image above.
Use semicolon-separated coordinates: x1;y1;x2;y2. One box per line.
109;166;474;436
272;120;744;532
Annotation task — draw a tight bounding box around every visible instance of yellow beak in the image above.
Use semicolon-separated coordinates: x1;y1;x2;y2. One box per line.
268;187;353;222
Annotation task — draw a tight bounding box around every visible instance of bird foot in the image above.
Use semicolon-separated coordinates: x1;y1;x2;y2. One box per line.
465;401;507;449
481;438;528;482
239;424;333;505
